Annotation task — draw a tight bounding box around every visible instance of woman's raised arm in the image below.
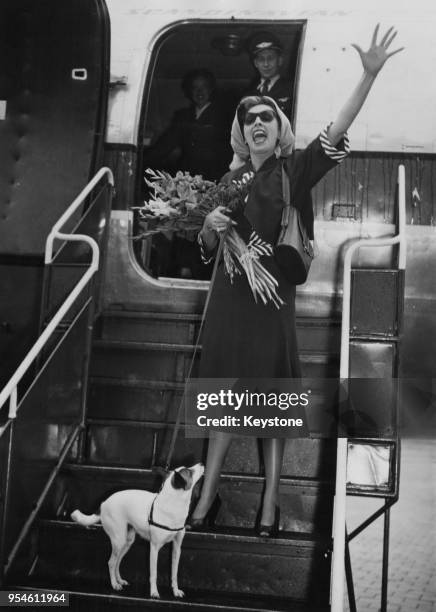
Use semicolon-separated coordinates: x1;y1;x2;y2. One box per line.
328;24;404;146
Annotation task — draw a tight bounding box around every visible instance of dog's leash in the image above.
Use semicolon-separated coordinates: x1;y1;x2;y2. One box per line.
148;494;185;531
164;232;227;471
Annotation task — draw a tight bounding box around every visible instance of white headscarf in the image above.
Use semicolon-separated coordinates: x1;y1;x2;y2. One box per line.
229;96;295;171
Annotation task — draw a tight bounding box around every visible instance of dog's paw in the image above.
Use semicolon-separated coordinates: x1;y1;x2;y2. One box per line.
111;582;123;591
150;589;160;599
118;579;129;587
173;588;185;598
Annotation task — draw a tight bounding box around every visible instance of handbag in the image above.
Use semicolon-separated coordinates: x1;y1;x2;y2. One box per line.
275;163;314;285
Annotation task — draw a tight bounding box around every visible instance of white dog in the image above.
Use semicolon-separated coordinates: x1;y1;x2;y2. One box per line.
71;463;204;598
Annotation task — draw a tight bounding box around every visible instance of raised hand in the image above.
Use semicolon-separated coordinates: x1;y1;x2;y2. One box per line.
352;24;404;77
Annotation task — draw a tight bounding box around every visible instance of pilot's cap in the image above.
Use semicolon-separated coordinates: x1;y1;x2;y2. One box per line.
248;31;283;58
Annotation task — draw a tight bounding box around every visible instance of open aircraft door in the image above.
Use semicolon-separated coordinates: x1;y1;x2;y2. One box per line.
0;0;110;384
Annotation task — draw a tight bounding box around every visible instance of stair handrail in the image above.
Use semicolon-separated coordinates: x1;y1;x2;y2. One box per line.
0;167;114;434
330;164;406;612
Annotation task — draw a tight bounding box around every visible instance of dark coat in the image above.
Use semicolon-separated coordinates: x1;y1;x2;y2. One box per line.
198;132;349;382
146;102;231;181
243;76;292;119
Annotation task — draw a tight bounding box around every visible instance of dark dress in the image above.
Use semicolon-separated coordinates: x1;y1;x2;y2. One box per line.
199;130;349;380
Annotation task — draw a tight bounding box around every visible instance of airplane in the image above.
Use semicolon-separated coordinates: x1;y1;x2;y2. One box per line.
0;1;434;610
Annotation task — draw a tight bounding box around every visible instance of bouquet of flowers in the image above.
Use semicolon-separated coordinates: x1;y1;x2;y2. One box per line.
134;169;284;308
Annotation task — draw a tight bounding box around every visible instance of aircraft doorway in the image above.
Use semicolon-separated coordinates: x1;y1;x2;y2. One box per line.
136;21;304;280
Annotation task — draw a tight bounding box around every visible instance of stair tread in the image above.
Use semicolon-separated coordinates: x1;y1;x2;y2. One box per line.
103;310;203;321
87;417;170;428
89;377;185;390
88;377;337;390
39;518;330;546
61;462;334;489
101;309;339;327
12;582;329;611
298;351;338;363
93;339;338;361
93;339;196;351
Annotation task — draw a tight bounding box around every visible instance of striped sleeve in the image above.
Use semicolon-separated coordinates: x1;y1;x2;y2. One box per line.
197;232;215;265
248;231;274;257
319;126;350;163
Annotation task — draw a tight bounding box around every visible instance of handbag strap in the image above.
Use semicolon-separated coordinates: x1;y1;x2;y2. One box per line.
280;161;315;257
164;232;226;470
281;162;291;228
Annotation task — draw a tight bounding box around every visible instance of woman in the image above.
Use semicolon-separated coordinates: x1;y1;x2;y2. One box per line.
190;26;403;535
146;68;232;279
146;68;231;181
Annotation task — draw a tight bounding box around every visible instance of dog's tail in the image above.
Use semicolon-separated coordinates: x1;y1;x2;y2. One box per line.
71;509;101;527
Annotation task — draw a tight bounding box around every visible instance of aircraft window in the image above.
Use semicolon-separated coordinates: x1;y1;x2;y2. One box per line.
137;22;303;280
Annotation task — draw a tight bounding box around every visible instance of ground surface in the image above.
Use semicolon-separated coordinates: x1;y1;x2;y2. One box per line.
344;438;436;612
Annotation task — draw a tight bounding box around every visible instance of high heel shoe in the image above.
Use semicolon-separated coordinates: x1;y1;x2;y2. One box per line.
256;505;280;538
186;494;221;531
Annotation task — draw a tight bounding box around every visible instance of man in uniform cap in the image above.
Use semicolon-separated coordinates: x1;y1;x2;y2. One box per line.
243;31;292;119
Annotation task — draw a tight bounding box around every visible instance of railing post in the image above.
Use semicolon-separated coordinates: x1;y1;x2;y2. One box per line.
77;277;97;464
381;505;391;612
345;533;357;612
331;164;406;611
0;422;14;586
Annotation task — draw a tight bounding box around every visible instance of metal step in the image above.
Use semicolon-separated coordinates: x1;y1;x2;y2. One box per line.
90;339;193;383
52;464;333;535
9;584;330;611
88;377;185;422
21;519;331;604
99;310;202;344
90;340;339;382
87;377;337;426
98;310;340;355
84;421;336;480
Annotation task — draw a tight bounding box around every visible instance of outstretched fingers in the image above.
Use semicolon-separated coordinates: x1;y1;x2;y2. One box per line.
351;43;363;55
371;23;380;46
351;24;403;76
384;30;397;48
377;26;404;57
384;32;404;57
380;26;394;46
360;25;402;55
387;46;405;58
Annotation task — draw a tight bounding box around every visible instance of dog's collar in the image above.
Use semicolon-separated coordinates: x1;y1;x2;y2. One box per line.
148;496;185;532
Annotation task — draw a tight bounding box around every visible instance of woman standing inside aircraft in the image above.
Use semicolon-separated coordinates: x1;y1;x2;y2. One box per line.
146;68;231;181
189;26;403;535
145;68;232;278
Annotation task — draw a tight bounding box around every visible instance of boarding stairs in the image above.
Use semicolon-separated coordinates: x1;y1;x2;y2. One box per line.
6;310;339;611
0;167;405;612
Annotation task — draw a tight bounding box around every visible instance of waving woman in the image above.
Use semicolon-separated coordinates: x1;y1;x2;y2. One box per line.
190;26;403;535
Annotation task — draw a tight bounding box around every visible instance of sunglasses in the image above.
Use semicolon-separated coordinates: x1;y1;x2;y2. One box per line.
244;110;277;126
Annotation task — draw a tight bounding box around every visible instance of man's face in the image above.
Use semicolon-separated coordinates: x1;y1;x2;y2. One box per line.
253;49;283;80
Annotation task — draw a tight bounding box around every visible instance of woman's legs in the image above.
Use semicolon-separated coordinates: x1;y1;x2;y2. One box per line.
191;430;233;519
192;433;284;525
260;437;285;525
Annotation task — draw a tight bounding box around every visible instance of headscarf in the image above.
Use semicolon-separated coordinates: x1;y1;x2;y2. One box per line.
229;96;295;171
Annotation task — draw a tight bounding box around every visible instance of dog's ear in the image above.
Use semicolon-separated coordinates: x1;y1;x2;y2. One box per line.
171;470;188;490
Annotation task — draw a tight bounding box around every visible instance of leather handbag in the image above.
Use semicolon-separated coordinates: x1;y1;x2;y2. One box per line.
275;164;314;285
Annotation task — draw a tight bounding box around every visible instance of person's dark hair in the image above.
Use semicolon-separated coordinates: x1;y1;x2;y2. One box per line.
181;68;216;100
236;96;281;132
